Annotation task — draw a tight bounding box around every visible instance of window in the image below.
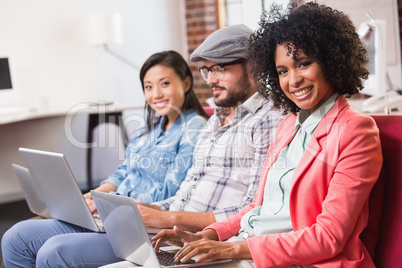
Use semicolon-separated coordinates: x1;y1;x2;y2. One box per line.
224;0;292;30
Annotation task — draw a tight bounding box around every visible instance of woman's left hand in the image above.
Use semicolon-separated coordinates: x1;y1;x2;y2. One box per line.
152;226;210;253
174;239;250;264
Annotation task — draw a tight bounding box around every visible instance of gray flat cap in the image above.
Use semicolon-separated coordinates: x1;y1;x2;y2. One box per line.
190;24;253;63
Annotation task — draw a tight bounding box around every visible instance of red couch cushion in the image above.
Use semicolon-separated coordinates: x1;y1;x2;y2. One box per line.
203;107;215;117
364;115;402;267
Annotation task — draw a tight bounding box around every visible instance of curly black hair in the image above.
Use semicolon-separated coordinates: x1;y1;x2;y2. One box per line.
248;2;369;114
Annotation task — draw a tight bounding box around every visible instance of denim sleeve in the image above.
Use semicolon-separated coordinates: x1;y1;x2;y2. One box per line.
138;116;207;203
100;159;128;188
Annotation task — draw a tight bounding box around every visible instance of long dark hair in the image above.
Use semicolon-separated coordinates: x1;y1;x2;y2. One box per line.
248;2;369;114
139;50;209;133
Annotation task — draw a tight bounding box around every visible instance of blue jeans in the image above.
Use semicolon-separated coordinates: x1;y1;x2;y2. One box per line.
1;219;123;268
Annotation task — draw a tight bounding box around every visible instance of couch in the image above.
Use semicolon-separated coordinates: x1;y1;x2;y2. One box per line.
204;107;401;267
360;114;402;267
203;106;401;266
2;113;400;268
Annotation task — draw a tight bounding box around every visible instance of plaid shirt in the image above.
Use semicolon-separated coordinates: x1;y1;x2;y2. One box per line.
153;92;285;222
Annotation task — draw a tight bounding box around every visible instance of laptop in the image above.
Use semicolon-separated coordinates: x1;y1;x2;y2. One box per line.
12;163;51;218
18;147;104;232
91;190;232;268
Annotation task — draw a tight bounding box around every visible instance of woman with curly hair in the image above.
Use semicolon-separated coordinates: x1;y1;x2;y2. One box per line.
151;2;383;267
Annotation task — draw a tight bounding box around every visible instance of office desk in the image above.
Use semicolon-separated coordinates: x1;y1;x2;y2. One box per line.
0;102;142;194
348;95;402;115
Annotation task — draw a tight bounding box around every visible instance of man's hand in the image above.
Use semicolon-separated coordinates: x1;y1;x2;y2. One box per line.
136;203;167;228
137;204;216;232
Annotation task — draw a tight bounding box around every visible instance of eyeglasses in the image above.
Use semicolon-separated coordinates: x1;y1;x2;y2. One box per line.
198;59;246;81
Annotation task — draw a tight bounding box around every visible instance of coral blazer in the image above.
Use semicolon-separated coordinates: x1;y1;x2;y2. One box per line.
207;96;383;267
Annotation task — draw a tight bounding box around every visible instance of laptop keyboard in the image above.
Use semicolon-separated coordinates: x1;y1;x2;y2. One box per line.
93;213;105;232
158;250;196;266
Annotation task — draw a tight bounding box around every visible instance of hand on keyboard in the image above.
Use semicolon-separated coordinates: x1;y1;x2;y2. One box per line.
158;250;196;266
84;197;98;214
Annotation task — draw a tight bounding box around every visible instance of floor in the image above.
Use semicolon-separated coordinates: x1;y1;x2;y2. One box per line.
0;200;34;264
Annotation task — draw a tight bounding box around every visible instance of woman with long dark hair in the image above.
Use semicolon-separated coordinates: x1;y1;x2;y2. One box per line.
84;50;208;205
2;50;208;267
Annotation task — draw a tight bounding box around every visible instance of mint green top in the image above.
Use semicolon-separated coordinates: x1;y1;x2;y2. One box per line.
240;93;339;236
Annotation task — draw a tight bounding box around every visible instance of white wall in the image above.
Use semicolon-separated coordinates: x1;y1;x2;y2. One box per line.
0;0;187;203
318;0;402;90
0;0;188;111
227;0;401;91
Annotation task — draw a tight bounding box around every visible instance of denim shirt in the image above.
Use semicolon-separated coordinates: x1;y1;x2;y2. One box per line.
101;109;207;203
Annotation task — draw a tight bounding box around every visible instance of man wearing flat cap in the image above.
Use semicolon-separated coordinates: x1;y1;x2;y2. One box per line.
137;24;284;232
14;25;284;268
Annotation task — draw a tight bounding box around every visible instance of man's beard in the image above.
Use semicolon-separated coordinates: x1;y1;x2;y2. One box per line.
213;71;252;107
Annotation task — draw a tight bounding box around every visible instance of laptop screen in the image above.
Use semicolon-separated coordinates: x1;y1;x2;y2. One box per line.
92;192;160;267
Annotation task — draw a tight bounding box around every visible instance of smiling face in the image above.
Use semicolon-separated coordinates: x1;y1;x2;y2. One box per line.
275;44;334;113
143;65;190;124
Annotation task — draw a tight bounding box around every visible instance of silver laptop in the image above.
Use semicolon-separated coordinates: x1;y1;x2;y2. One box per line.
91;190;232;268
18;147;104;232
12;163;51;218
